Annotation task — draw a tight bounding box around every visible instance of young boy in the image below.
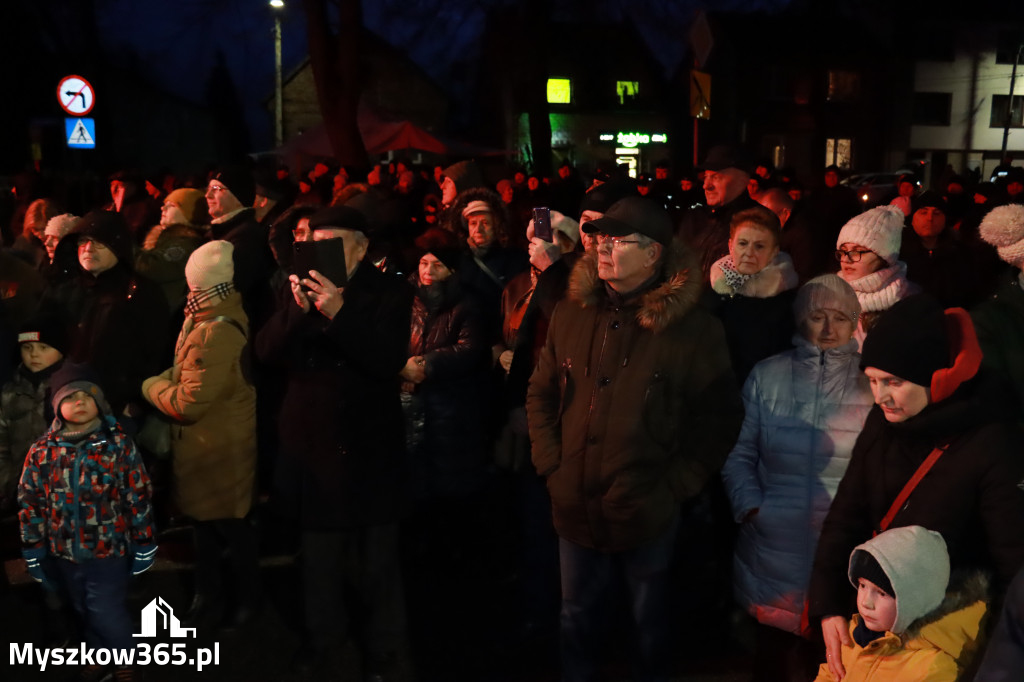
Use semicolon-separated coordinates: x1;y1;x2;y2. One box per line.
18;363;157;682
814;525;987;681
0;313;66;513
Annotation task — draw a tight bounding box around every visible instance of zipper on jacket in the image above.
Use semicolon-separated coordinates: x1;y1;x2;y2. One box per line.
70;440;83;561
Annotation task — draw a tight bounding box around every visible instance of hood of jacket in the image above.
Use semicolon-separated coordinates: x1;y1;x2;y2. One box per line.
567;237;703;334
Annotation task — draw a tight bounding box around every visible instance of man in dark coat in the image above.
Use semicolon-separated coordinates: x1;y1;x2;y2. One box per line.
255;205;413;679
679;144;761;279
527;197;743;682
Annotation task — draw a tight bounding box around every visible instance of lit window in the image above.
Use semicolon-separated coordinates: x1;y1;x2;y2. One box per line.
616;81;639;105
547;79;572;104
825;138;853;169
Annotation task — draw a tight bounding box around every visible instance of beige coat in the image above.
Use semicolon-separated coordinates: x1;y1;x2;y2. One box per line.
142;292;256;520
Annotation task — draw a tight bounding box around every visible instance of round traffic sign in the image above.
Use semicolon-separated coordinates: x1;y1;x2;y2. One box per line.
57;75;95;116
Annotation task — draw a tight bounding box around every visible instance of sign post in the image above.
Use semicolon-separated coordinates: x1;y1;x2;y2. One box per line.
57;74;96;151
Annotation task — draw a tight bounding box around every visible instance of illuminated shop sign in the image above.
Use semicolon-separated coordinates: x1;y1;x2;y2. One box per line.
600;132;668;147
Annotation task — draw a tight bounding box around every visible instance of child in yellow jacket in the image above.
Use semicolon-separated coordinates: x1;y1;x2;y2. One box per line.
814;525;987;682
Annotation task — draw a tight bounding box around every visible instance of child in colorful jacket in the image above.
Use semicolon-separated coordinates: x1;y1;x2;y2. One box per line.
18;363;156;680
814;525;987;681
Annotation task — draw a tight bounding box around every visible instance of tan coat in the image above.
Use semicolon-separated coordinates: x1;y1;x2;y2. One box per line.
142;292;256;520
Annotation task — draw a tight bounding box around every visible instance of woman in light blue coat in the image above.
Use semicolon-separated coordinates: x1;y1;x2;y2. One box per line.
721;274;874;681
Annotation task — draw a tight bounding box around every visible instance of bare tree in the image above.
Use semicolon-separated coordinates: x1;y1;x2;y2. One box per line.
303;0;367;166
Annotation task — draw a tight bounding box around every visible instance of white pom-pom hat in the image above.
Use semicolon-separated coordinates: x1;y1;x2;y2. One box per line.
979;204;1024;269
837;205;906;265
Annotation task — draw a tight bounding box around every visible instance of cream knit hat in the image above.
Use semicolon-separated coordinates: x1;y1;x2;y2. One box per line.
979;204;1024;270
836;205;906;265
793;274;860;325
185;240;234;292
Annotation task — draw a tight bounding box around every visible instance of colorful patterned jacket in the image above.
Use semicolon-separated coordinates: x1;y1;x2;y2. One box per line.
18;415;155;562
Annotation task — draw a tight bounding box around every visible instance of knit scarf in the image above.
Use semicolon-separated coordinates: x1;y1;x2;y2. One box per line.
716;256;754;292
184;282;233;317
846;261;913;313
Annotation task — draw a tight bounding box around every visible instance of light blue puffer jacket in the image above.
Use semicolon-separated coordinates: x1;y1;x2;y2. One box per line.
721;335;873;633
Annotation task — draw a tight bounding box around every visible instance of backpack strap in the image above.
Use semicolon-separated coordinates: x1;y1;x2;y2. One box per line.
875;443;949;536
195;315;247;339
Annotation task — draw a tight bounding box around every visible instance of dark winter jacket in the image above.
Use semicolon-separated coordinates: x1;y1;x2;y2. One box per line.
0;363;60;506
526;239;744;551
209;208;275;327
808;310;1024;622
39;264;169;416
971;273;1024;429
975;566;1024;680
405;275;488;497
900;228;983;309
255;262;413;529
18;414;155;562
679;192;761;280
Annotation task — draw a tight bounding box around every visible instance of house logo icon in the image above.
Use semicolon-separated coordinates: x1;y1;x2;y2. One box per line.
133;597;197;638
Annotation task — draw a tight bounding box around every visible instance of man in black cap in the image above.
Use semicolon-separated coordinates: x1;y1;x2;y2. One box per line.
527;197;742;682
679;144;761;279
254;204;413;680
206;165;276;325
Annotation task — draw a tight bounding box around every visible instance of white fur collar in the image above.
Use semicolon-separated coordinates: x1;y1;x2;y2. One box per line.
710;252;799;298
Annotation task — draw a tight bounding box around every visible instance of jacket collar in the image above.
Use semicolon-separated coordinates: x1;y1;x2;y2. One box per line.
568;238;703;334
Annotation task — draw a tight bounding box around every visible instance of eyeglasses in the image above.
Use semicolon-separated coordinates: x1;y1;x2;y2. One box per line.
77;237;109;249
834;248;873;263
595;234;642;248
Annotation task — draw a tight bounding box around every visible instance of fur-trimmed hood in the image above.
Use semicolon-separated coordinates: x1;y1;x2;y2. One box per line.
567;237;703;334
902;571;989;643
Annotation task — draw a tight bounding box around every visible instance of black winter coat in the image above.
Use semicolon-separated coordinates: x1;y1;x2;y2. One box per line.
678;193;761;280
210;208;275;328
406;276;489;497
808;375;1024;622
255;262;414;528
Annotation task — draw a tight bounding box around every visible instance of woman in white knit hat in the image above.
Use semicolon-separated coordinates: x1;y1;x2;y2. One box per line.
971;203;1024;428
834;205;918;349
722;274;873;680
141;240;260;630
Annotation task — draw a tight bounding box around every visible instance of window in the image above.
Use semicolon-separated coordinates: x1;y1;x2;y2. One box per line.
996;30;1024;64
826;71;860;102
616;81;639;105
825;138;852;169
912;92;952;126
547;78;572;104
990;95;1024;128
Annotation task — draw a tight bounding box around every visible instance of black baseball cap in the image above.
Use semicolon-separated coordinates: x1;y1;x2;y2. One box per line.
699;144;754;174
583;197;673;246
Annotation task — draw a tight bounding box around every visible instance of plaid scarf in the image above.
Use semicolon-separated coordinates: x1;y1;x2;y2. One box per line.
184;282;233;316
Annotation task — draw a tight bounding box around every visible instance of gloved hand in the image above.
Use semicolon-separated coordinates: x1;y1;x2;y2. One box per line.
132;545;158;576
22;547;55;591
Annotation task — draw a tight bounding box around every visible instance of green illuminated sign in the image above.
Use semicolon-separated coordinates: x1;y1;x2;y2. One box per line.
609;131;668;147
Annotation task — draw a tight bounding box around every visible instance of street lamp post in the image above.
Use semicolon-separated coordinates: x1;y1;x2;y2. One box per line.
1002;43;1023;158
270;0;285;148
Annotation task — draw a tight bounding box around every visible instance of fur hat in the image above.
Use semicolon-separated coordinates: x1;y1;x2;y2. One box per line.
50;363;111;419
848;526;949;634
414;228;462;272
837;205;906;265
441;160;484;195
18;312;69;356
793;274;860;325
860;294;950;387
551;210;581;244
309;205;368;235
978;203;1024;269
72;210;133;266
164;188;207;225
44;214;78;240
185;240;234;292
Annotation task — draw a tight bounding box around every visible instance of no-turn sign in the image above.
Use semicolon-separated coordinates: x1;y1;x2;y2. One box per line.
57;75;95;116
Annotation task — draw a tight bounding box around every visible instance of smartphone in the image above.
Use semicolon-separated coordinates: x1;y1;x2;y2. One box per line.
533;207;553;242
293;238;348;288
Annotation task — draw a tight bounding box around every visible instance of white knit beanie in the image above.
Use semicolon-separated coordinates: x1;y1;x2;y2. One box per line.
44;213;79;240
793;274;860;325
185;240;234;292
836;205;906;265
978;204;1024;270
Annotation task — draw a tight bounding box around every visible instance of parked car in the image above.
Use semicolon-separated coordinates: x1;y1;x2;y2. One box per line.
843;171;922;208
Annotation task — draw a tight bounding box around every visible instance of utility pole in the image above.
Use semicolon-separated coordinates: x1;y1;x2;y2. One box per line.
271;0;285;148
1001;43;1023;157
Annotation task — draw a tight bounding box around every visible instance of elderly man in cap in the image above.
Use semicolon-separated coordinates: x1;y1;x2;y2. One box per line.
255;205;413;680
527;197;743;682
680;144;761;279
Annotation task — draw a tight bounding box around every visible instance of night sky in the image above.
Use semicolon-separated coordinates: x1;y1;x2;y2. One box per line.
91;0;794;151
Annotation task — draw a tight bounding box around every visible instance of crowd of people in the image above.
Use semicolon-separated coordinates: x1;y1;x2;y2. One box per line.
2;145;1024;682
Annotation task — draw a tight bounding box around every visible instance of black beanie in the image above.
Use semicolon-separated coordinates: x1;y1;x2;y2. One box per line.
72;210;134;267
849;550;894;598
860;295;950;387
213;165;256;207
49;362;111;418
579;180;637;214
912;190;947;215
414;227;462;272
18;312;69;356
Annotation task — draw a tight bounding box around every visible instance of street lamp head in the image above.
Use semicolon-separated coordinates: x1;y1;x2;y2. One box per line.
269;0;284;8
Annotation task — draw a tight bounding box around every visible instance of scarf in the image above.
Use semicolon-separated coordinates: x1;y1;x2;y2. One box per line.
846;261;913;313
716;255;754;293
184;282;234;317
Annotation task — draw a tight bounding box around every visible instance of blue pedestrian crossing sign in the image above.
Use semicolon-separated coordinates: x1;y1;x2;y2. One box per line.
65;117;96;149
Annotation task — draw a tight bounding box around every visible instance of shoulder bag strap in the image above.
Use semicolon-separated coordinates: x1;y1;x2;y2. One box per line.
875;443;949;536
195;315;247;339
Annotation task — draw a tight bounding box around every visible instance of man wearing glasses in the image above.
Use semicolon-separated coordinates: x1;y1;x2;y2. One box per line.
527;197;743;682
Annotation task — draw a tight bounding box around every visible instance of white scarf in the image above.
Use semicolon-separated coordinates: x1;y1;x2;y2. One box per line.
845;261;913;312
